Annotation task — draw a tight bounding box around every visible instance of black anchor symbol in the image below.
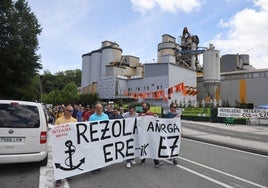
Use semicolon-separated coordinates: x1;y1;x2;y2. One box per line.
55;140;85;171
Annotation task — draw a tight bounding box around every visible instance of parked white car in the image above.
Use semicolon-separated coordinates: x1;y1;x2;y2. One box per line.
0;100;48;166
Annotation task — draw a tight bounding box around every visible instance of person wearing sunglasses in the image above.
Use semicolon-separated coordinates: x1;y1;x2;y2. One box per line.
165;103;180;119
54;104;77;187
165;102;180;165
54;105;77;125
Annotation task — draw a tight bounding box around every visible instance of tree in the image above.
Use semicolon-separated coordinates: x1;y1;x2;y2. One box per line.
61;82;78;105
0;0;42;99
41;69;82;94
20;75;42;101
78;93;99;106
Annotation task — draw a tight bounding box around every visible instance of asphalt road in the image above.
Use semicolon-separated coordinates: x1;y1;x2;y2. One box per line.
182;122;268;143
1;125;268;188
38;138;267;188
48;138;266;188
181;120;268;156
0;162;40;188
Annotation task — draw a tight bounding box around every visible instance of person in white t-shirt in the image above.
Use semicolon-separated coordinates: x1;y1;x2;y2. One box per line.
122;104;138;169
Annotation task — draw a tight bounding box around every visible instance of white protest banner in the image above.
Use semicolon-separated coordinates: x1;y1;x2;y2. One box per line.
217;108;242;117
50;117;181;180
218;108;268;118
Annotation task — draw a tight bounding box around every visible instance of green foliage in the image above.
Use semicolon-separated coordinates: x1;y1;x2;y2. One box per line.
61;82;78;105
40;70;98;105
78;93;99;106
42;90;61;104
42;85;98;106
0;1;86;103
222;100;230;107
41;82;77;105
20;75;42;101
0;0;42;99
41;69;81;93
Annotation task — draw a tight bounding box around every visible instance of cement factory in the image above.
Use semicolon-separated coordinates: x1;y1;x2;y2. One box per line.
81;27;268;108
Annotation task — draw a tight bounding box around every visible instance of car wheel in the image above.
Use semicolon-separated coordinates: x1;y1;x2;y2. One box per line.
40;155;48;166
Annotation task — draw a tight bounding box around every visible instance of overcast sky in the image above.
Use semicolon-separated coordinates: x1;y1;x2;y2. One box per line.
26;0;268;74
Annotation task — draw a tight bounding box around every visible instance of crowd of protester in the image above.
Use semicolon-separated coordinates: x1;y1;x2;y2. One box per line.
46;102;180;187
47;103;129;123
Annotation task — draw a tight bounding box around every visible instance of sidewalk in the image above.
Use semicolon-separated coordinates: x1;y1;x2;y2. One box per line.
181;120;268;156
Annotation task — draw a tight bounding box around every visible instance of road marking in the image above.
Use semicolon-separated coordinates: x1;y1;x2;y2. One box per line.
39;139;70;188
182;138;268;158
176;157;267;188
170;162;233;188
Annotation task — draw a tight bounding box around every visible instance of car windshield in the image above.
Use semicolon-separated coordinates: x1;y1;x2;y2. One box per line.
0;104;40;128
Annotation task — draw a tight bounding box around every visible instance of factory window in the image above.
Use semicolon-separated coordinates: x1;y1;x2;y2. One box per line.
147;86;149;90
144;86;146;90
157;86;159;90
259;72;265;77
137;87;140;91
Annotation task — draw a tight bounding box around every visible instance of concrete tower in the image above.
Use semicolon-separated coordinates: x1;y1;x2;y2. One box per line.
203;44;221;102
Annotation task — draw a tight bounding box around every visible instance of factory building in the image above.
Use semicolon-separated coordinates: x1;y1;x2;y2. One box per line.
197;53;268;107
81;28;268;107
81;36;197;108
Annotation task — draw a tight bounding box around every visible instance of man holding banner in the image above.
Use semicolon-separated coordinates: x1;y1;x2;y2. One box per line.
50;104;181;181
89;103;109;122
89;103;109;174
165;102;180;165
122;104;138;169
139;102;163;167
54;105;77;187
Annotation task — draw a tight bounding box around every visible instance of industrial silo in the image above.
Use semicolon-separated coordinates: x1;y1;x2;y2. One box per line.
157;34;176;63
81;53;90;88
203;44;221;101
101;41;122;76
91;49;101;84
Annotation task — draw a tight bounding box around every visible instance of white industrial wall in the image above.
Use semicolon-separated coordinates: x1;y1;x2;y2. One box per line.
124;63;197;107
117;79;127;97
220;78;240;105
101;47;122;76
91;51;101;84
203;48;220;82
81;54;90;88
220;71;268;106
168;63;197;107
97;76;116;99
106;66;125;77
197;70;268;107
